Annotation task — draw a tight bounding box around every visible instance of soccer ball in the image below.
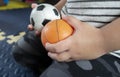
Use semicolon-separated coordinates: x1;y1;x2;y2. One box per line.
30;3;61;31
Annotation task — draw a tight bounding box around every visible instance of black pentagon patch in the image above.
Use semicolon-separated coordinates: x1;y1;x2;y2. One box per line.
53;9;59;16
42;19;51;26
31;18;35;26
37;5;45;11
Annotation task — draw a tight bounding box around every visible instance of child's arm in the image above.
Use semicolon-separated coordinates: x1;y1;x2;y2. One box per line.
101;17;120;52
45;16;120;62
54;0;67;12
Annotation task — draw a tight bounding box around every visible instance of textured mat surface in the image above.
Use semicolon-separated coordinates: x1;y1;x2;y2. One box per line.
0;0;30;10
0;8;39;77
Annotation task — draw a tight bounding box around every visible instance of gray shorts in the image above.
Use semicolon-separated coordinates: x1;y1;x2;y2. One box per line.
40;55;120;77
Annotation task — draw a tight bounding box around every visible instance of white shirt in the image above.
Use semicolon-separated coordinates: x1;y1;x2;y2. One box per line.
62;0;120;58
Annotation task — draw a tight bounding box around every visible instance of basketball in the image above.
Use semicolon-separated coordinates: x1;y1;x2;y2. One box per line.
41;19;73;46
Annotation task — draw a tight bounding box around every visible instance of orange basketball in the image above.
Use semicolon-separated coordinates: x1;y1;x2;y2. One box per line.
41;19;73;46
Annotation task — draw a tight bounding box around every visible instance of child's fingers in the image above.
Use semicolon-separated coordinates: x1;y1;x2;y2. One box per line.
48;51;71;62
27;24;34;30
31;3;38;9
62;16;83;29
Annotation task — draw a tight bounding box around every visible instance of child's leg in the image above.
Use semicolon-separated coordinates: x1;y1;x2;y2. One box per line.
40;54;120;77
12;31;52;73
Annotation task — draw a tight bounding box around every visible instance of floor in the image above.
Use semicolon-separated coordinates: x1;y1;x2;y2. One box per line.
0;0;30;10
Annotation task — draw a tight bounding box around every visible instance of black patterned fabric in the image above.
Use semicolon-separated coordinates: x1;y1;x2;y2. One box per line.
40;55;120;77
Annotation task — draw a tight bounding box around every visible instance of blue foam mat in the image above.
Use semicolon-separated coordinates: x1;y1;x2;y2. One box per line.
0;8;39;77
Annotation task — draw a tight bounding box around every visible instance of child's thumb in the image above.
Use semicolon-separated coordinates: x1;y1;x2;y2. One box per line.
62;15;82;30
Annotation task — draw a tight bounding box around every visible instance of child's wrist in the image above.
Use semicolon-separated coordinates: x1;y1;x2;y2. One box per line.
100;27;114;53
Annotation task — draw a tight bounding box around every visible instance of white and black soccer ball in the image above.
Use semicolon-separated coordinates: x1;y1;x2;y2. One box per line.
30;3;61;31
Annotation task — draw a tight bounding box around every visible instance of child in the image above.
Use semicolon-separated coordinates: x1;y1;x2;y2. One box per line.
13;0;120;77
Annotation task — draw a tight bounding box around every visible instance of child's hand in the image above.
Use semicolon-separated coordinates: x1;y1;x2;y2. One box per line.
45;16;108;62
27;3;37;31
27;3;41;36
27;1;67;35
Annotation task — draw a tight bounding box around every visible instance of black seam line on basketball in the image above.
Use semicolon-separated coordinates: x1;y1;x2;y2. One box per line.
67;7;120;9
67;0;120;3
68;13;120;17
56;20;59;41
